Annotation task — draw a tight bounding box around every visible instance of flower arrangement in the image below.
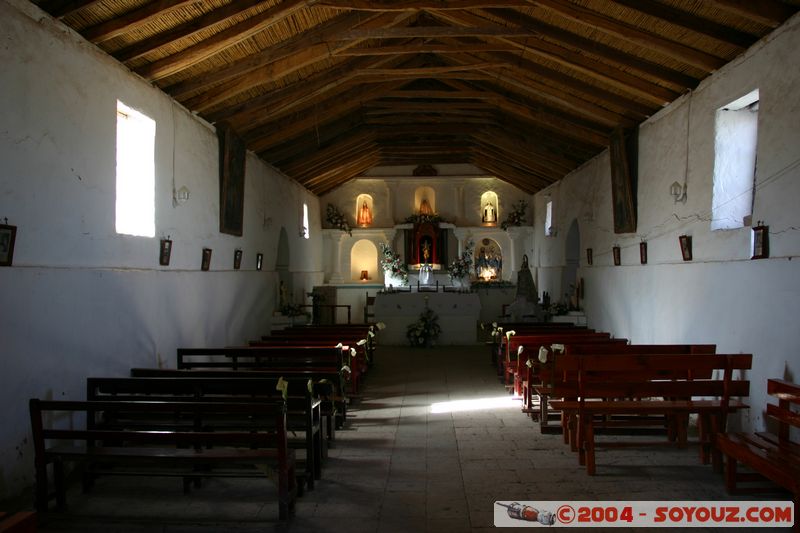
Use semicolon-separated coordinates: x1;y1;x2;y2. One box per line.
406;307;441;347
325;204;352;236
281;303;310;318
500;200;529;230
403;213;446;225
447;240;474;281
379;242;409;285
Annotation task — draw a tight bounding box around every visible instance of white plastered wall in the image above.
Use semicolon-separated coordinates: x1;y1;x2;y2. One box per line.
532;13;800;433
0;0;322;499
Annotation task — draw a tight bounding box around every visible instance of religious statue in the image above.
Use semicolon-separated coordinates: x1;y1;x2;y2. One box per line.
482;202;496;223
422;240;431;264
508;254;542;321
419;199;433;215
278;280;289;311
357;201;372;227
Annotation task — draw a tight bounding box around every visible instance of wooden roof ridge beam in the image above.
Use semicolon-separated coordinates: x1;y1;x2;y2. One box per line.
112;0;265;63
332;25;541;39
180;11;416;112
355;62;510;77
528;0;727;71
134;0;310;81
81;0;198;44
335;42;520;55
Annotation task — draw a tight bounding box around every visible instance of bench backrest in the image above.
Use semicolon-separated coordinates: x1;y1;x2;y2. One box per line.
549;353;752;403
177;346;344;370
30;398;289;450
564;343;716;355
766;379;800;443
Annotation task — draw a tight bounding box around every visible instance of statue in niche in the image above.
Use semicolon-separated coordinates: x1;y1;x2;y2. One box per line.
421;240;431;264
482;202;496;223
508;254;542;321
419;199;433;215
357;201;372;226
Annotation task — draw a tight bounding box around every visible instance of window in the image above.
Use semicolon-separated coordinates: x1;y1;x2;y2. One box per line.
544;200;554;236
302;203;310;239
711;90;759;230
115;101;155;237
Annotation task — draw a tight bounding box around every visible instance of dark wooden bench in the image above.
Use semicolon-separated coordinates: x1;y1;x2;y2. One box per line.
526;344;717;430
0;512;36;533
86;376;322;491
484;323;588;374
29;399;296;519
131;367;345;436
549;353;752;475
716;378;800;507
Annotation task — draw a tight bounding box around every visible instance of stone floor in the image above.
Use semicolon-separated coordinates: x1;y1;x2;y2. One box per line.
25;344;791;532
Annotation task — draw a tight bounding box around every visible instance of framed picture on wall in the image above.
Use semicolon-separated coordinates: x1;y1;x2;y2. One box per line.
159;239;172;266
201;248;212;271
639;241;648;265
0;224;17;267
586;248;593;266
612;246;621;266
751;225;769;259
256;253;263;271
233;249;243;270
679;235;692;261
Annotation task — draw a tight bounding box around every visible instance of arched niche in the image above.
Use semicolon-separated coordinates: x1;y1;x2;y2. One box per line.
355;194;373;227
475;237;503;280
414;186;436;214
562;219;581;307
350;239;378;281
275;226;292;308
480;191;499;225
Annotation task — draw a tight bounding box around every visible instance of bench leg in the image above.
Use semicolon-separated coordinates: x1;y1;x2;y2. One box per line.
33;460;49;512
53;458;66;509
576;416;586;467
724;454;738;493
584;422;596;476
539;394;549;432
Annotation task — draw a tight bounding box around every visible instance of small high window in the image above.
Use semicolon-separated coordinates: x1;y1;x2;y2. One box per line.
544;200;554;236
711;90;759;230
115;100;155;237
302;203;310;239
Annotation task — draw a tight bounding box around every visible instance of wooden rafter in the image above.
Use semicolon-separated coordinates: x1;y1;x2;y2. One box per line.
82;0;197;44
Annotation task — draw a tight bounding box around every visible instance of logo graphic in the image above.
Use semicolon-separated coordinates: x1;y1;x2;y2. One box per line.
496;502;556;525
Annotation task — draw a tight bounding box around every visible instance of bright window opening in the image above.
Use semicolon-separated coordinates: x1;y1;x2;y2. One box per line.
116;101;155;237
302;203;310;239
544;200;554;236
711;90;759;231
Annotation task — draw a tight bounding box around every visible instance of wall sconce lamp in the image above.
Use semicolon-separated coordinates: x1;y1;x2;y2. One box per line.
173;186;190;206
360;270;369;281
670;181;687;204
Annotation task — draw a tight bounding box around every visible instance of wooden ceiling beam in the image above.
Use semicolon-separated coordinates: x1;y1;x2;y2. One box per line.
472;135;571;177
317;0;529;10
284;133;378;177
113;0;264;63
82;0;197;44
609;0;757;49
314;154;385;195
473;150;556;186
429;9;679;105
40;0;102;19
134;0;309;81
332;25;539;39
528;0;727;71
264;117;366;164
179;11;415;112
705;0;796;28
472;129;577;175
334;42;519;55
471;154;552;192
482;8;700;89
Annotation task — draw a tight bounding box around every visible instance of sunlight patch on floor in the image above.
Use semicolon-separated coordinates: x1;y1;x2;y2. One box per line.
430;395;521;414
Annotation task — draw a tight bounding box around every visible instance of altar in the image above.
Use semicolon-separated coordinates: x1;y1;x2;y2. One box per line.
374;291;481;345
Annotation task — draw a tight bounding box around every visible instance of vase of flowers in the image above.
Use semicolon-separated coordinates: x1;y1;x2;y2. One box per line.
447;240;474;288
500;199;529;230
325;204;352;236
406;308;441;347
379;242;408;287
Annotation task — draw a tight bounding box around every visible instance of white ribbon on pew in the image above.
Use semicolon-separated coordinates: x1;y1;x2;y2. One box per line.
538;346;549;363
341;365;351;375
376;322;386;330
551;343;564;353
276;377;288;400
368;330;375;338
307;379;313;394
358;338;368;345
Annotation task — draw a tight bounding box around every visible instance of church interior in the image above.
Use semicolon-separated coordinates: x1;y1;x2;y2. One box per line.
1;0;800;530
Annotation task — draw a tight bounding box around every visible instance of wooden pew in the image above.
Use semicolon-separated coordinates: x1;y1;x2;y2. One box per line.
526;344;718;429
86;376;323;491
484;323;588;374
29;399;296;519
131;368;345;437
266;324;376;368
549;353;752;475
503;332;616;394
716;379;800;508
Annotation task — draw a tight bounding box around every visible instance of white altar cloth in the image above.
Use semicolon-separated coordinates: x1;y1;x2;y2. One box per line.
374;291;480;345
